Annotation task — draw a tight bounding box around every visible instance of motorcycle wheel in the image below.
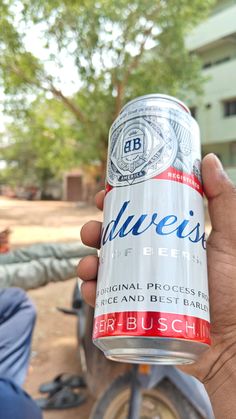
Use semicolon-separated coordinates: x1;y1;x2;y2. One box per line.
90;374;180;419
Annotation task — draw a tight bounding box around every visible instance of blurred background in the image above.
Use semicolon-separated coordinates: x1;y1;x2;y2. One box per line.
0;0;235;418
1;0;236;204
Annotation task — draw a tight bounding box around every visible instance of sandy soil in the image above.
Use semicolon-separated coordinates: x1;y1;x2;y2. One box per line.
0;196;211;418
25;279;95;419
0;197;102;247
0;197;102;418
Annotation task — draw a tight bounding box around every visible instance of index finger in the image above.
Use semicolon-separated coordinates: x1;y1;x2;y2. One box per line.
95;190;105;211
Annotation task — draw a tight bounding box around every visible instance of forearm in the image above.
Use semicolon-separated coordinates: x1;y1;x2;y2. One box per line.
0;243;96;290
0;258;78;290
0;243;96;264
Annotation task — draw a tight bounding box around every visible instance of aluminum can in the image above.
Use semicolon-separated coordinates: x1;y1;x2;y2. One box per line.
93;94;210;364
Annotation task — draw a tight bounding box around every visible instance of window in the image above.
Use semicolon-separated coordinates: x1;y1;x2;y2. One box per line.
214;153;222;162
202;56;230;70
224;99;236;117
230;142;236;165
215;56;230;65
202;150;223;165
189;107;197;119
202;62;212;69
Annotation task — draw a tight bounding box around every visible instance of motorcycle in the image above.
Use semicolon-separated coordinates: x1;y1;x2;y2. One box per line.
58;280;214;419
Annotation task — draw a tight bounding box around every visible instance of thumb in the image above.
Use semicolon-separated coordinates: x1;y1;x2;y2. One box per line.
202;153;236;236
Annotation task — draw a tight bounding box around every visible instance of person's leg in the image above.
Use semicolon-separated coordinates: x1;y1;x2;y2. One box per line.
0;378;42;419
0;288;36;386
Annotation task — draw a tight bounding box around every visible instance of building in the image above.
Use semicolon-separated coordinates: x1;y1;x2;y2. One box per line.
186;0;236;183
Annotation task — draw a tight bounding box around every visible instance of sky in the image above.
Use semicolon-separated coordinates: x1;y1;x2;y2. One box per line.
0;1;159;134
0;2;159;138
0;6;80;134
23;25;81;97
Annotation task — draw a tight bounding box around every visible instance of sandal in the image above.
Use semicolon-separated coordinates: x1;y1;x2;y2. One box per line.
39;373;86;394
36;387;86;410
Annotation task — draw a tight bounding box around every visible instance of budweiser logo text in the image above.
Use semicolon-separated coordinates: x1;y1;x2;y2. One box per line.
102;200;206;250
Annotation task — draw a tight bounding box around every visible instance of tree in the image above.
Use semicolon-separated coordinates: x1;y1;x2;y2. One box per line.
0;0;215;185
0;96;82;190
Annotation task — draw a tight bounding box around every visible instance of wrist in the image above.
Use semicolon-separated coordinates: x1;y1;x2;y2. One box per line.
203;341;236;418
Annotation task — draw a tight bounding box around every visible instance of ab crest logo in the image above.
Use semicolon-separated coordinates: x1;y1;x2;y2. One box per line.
108;116;178;187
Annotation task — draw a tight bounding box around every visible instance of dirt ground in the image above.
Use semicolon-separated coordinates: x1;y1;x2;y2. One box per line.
0;197;102;419
0;196;211;419
0;197;102;248
25;280;95;419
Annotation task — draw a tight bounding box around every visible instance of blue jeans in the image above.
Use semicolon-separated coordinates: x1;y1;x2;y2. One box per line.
0;288;42;419
0;378;42;419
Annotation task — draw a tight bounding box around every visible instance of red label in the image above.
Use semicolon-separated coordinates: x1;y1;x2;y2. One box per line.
105;183;113;194
153;167;203;195
93;311;210;345
105;167;203;196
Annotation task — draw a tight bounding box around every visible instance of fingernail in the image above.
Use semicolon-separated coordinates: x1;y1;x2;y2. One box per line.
209;153;223;170
208;153;231;185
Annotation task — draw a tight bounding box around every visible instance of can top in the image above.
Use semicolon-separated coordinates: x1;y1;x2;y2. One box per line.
120;93;190;115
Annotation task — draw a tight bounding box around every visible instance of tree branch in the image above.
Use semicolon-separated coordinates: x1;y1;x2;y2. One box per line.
3;60;87;124
114;24;155;117
114;81;125;118
49;84;86;123
124;24;155;83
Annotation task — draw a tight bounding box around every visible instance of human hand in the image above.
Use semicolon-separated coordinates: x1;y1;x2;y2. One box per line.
77;154;236;414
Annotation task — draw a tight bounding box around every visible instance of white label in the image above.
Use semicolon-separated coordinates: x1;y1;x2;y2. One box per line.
107;107;201;187
95;180;209;322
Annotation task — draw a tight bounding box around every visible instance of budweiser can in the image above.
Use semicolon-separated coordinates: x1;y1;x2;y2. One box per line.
93;94;210;364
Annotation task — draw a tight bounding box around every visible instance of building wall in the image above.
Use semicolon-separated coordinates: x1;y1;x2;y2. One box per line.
186;1;236;183
192;58;236;145
199;42;236;67
186;3;236;52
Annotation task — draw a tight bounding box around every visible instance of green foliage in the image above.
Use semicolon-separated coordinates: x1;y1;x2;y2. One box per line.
0;0;215;188
0;97;81;188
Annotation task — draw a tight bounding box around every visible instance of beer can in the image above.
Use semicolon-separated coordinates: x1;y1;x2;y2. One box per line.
93;94;210;364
